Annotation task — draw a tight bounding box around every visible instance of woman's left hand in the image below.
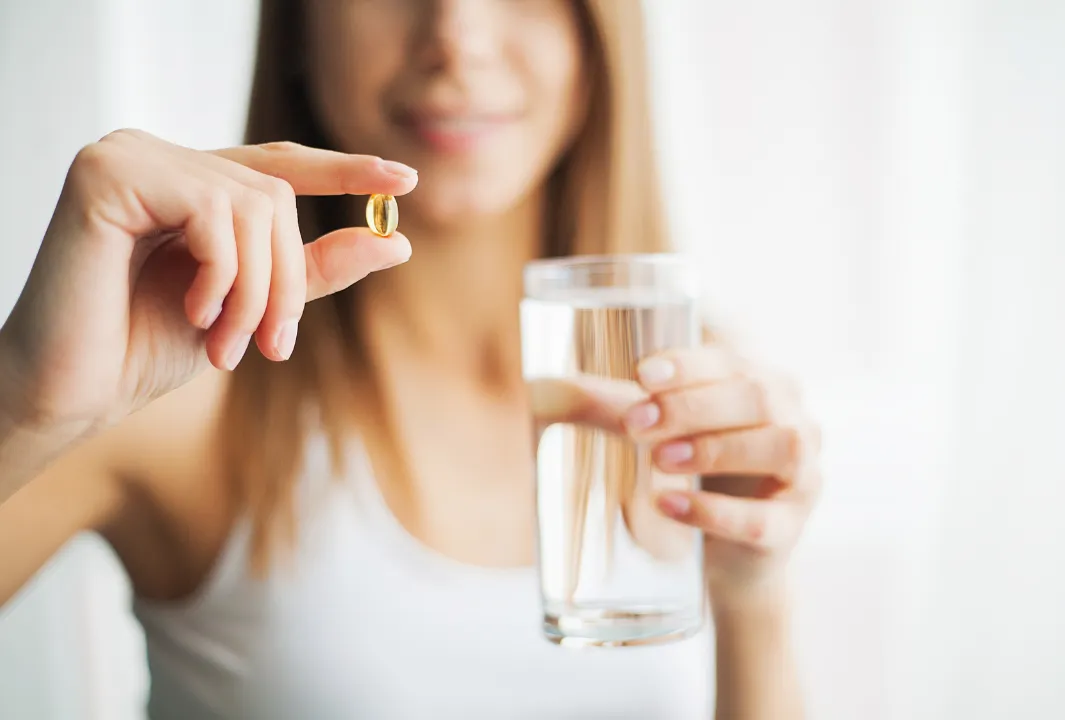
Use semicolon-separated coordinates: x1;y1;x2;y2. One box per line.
621;345;821;606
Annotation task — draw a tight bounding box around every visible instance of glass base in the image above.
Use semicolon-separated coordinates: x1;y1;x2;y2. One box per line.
543;604;703;648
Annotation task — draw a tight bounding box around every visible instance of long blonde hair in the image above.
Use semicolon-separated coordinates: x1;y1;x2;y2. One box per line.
223;0;671;572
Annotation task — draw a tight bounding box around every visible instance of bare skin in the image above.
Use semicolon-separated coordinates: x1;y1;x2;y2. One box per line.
0;2;815;718
0;133;419;603
0;151;811;719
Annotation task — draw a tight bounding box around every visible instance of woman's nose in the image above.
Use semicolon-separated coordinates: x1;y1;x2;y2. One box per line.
417;0;501;70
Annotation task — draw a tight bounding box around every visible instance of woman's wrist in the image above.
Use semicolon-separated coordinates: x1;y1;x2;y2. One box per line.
710;576;804;720
0;401;88;504
0;332;87;501
708;572;792;623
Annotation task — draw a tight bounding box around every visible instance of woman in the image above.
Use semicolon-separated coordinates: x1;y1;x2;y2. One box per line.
0;0;819;718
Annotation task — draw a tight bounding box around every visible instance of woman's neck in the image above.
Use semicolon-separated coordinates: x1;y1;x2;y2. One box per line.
357;193;543;391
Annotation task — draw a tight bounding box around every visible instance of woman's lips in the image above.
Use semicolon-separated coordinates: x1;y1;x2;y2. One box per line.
397;112;517;153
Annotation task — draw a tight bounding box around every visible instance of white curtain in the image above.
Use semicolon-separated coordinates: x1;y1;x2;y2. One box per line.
0;1;1062;719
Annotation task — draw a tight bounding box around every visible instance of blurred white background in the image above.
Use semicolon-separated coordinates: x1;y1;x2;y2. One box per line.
1;0;1063;718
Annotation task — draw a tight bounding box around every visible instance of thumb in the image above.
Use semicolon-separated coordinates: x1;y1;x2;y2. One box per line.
527;375;646;435
304;228;412;302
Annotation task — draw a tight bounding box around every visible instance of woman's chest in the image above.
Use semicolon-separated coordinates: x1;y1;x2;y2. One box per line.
366;403;540;568
240;554;713;719
141;466;713;719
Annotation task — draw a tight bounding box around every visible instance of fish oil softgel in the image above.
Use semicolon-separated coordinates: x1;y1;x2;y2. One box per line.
366;194;399;237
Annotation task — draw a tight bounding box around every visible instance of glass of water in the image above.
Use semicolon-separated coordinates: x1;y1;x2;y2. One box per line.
521;254;704;647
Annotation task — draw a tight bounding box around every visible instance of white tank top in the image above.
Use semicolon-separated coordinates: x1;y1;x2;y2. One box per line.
133;435;714;719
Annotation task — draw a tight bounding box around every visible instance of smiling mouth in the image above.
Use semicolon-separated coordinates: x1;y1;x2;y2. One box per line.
394;111;519;153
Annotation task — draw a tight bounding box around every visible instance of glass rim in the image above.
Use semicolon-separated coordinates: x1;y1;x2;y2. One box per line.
523;253;693;281
523;253;699;299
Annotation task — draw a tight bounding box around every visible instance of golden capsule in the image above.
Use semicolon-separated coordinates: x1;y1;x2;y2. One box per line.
366;193;399;237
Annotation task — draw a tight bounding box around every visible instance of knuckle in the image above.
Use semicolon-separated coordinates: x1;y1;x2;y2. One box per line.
258;140;302;154
70;141;123;182
262;175;296;206
99;127;147;145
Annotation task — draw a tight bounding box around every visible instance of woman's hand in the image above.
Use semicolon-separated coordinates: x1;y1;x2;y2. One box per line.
528;344;819;599
529;347;814;719
0;129;417;437
623;346;821;606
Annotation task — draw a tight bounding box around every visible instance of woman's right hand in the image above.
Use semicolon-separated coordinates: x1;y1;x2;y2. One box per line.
0;129;418;435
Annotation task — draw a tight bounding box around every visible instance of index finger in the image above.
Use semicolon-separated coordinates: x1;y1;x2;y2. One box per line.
210;142;419;197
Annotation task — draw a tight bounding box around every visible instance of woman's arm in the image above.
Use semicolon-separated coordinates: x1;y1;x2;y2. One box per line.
0;133;416;503
0;413;51;504
613;347;819;719
0;381;128;606
711;584;803;720
1;132;416;606
0;361;91;503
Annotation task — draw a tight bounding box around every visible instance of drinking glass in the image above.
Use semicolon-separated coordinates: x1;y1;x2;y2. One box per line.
521;254;704;647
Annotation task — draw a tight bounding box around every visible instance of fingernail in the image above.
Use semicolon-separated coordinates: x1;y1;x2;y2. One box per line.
379;159;418;179
224;334;252;371
625;402;660;432
639;358;675;386
658;441;694;465
658;493;692;518
201;303;223;330
275;320;298;361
